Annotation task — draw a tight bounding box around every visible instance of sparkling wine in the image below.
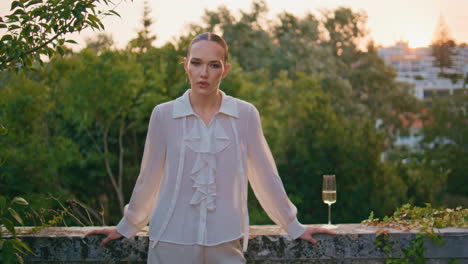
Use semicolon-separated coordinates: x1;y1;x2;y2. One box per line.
322;191;336;205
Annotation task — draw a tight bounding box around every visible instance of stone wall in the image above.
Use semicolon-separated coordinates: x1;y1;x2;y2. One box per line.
9;224;468;263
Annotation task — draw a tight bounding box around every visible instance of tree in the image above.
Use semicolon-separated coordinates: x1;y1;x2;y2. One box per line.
421;93;468;198
0;0;132;71
321;7;367;63
201;0;275;72
0;72;81;210
85;33;115;54
127;0;157;53
56;47;146;214
239;72;408;223
271;11;334;77
348;43;421;139
431;15;456;74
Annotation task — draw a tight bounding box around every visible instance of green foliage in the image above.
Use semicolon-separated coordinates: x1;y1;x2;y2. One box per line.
322;7;367;62
431;40;456;74
0;194;104;263
0;196;34;264
421;93;468;197
385;146;450;206
366;204;466;263
375;233;427;264
363;204;467;232
0;0;132;71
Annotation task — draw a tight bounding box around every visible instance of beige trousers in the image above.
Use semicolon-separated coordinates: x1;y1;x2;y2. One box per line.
147;239;246;264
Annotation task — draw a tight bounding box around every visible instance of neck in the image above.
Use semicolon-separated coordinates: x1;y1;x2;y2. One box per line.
188;89;222;114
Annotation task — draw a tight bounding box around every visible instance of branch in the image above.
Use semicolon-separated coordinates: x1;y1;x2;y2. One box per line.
102;125;118;193
101;120;125;214
5;17;77;64
84;127;103;154
4;0;127;67
118;119;125;189
48;194;86;226
68;198;104;226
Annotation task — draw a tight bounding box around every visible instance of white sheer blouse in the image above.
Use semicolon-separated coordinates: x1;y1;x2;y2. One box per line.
116;89;306;252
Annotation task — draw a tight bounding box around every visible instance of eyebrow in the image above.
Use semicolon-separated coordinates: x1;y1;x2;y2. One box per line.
190;57;222;63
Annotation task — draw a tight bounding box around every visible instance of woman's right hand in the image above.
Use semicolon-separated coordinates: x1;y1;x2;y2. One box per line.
85;227;123;246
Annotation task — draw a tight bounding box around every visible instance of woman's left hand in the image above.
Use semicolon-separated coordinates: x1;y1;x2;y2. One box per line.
298;226;337;245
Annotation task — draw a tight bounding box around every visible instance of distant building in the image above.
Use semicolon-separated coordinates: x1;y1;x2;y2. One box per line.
377;41;467;100
377;42;467;153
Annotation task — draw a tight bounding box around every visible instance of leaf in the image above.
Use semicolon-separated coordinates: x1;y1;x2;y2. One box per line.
8;25;21;31
87;14;100;23
6;14;19;22
0;196;6;211
15;239;33;254
71;9;82;20
12;9;26;16
65;39;77;44
86;19;99;30
1;35;13;41
107;10;121;18
0;24;6;29
12;242;27;255
97;20;105;30
3;218;16;237
15;253;25;264
11;240;33;259
57;46;64;56
8;208;23;225
11;197;28;206
25;0;43;7
2;240;14;263
10;1;21;11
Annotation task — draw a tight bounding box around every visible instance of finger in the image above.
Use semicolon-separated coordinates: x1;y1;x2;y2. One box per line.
101;236;112;247
85;230;98;236
310;228;337;235
307;236;319;245
317;229;338;235
85;229;106;236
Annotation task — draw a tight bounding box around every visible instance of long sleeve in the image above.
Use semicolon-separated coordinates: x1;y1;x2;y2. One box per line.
246;105;306;240
116;105;166;238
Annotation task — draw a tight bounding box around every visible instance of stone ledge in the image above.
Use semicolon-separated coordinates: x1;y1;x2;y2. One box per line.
5;224;468;263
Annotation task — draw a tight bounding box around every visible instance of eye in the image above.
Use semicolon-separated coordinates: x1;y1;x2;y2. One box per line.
210;63;222;69
190;61;201;66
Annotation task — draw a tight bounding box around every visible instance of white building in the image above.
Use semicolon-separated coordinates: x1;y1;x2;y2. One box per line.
378;41;467;100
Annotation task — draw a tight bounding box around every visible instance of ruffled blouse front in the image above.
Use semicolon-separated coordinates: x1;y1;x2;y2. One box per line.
185;117;231;241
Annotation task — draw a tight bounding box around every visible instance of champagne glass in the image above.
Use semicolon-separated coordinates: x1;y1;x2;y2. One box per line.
322;174;337;229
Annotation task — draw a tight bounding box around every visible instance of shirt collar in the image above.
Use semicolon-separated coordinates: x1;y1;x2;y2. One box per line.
172;89;239;119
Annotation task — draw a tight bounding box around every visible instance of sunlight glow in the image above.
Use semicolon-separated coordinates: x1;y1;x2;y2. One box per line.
406;35;432;48
0;0;467;49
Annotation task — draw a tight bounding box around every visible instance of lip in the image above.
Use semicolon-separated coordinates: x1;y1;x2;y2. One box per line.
197;81;209;88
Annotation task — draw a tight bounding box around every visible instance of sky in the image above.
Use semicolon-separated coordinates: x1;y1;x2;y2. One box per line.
1;0;467;50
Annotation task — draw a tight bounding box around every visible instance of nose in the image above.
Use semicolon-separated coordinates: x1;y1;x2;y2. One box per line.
200;65;208;78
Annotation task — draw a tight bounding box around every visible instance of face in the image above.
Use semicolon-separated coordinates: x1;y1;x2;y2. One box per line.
184;40;230;96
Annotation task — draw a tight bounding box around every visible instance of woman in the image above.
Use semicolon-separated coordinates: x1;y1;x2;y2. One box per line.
86;32;335;263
